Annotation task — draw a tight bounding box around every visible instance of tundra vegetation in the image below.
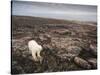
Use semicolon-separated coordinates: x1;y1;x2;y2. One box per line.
12;16;97;74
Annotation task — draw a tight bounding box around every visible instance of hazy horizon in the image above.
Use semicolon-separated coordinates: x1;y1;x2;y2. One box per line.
12;1;97;22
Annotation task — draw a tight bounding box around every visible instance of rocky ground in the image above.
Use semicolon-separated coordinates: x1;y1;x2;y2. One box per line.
11;16;97;74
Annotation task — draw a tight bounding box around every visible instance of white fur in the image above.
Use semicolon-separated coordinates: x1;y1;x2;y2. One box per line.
28;40;43;61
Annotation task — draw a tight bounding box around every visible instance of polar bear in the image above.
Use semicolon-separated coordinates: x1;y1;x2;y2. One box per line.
28;40;43;61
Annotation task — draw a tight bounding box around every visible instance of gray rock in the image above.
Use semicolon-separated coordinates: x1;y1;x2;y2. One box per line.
39;35;47;41
87;58;97;68
43;44;53;50
55;30;71;35
90;44;97;56
74;57;91;69
39;34;51;44
67;46;82;56
44;34;51;39
57;53;76;61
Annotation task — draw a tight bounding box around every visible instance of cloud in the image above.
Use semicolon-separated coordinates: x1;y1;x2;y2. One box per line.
12;1;97;22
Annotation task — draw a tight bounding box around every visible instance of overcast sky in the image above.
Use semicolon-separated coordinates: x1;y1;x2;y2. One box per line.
12;1;97;22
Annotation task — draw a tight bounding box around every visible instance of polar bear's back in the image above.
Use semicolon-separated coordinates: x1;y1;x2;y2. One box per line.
28;40;42;52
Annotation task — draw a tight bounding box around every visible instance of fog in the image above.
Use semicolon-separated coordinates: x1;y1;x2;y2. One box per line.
12;1;97;22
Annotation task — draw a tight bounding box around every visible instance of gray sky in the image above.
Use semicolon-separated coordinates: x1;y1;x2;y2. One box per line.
12;1;97;22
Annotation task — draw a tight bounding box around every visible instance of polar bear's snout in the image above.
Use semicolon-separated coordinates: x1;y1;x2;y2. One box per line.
28;40;43;61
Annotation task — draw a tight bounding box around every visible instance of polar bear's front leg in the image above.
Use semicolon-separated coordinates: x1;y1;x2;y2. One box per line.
31;51;38;61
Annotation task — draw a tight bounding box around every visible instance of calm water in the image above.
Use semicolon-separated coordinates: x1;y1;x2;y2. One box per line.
12;1;97;22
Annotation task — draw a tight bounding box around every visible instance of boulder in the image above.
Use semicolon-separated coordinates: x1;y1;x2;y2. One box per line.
38;34;51;44
90;44;97;56
87;58;97;68
74;57;91;69
67;46;82;56
57;53;76;61
55;30;72;35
